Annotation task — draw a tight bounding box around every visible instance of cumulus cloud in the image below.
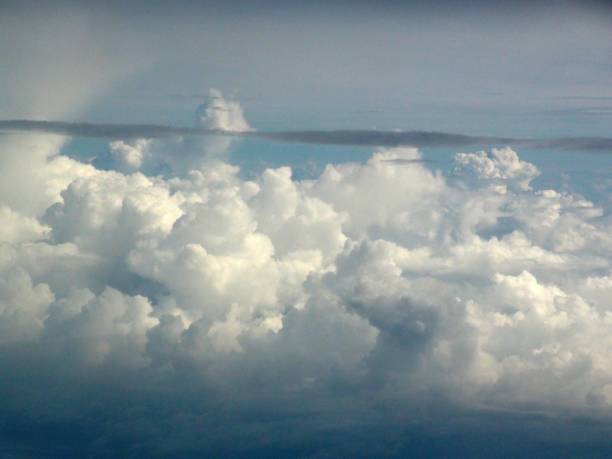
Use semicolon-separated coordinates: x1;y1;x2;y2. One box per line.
0;127;611;456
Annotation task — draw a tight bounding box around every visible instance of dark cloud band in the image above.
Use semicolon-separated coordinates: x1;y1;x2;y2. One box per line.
1;119;611;152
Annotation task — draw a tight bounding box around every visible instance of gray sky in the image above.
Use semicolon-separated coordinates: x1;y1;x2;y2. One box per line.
1;0;611;136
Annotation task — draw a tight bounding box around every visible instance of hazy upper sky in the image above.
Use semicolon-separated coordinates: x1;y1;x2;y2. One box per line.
2;0;611;135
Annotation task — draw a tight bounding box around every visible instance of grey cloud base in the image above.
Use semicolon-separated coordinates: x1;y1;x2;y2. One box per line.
0;132;611;457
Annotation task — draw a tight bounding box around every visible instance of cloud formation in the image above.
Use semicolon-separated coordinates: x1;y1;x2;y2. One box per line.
0;121;611;456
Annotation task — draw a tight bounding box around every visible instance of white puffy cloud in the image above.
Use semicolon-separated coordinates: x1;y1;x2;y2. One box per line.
0;267;54;344
0;205;49;243
453;147;540;192
109;138;152;172
0;133;611;455
42;286;158;369
0;133;96;216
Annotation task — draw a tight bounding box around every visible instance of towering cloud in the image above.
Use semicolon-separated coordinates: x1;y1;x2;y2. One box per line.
195;89;252;132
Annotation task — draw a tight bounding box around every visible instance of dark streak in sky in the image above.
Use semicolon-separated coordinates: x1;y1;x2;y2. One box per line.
1;119;611;152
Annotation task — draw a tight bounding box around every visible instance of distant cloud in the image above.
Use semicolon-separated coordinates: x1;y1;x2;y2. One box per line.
541;107;612;117
554;96;612;101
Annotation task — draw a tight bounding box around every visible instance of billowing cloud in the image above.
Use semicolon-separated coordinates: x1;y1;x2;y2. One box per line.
0;125;611;456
